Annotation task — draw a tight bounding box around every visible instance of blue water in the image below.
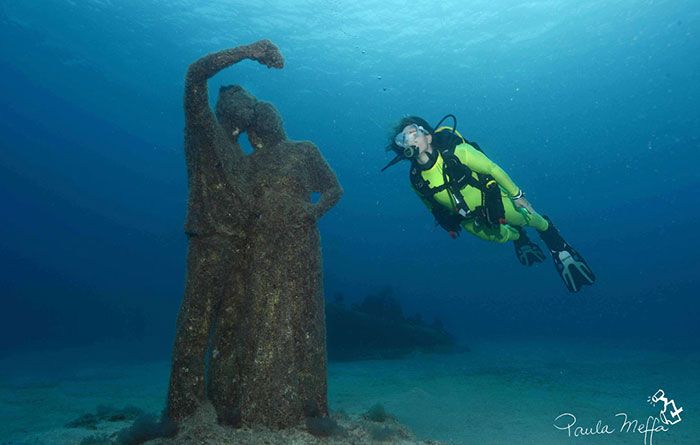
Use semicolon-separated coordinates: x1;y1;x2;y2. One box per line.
1;0;699;442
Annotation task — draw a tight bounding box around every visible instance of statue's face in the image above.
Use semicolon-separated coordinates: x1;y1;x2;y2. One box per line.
216;85;256;141
249;102;285;150
247;130;264;150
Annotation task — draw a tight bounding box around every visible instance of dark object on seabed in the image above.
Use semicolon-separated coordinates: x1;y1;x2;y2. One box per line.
115;414;177;445
66;405;145;429
305;416;348;438
72;408;176;445
353;287;406;321
363;403;394;423
326;288;457;361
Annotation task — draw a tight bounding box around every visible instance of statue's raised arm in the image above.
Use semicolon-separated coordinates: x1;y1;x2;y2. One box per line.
184;40;284;157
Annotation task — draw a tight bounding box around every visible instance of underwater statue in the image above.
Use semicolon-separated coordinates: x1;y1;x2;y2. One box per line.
166;40;342;428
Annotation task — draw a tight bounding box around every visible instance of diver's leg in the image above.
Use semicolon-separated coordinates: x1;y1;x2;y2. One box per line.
166;236;224;422
461;219;521;243
537;216;596;292
501;196;546;264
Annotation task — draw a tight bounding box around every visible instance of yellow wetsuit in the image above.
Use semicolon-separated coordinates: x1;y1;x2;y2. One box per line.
412;143;549;243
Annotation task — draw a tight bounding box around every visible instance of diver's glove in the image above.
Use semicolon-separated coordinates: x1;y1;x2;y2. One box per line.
431;206;463;239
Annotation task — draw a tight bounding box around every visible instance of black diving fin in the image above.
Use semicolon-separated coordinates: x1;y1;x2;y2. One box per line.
513;227;546;267
538;217;596;293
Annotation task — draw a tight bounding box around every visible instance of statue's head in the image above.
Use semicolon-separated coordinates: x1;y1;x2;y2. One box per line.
216;85;286;150
216;85;257;142
248;101;286;150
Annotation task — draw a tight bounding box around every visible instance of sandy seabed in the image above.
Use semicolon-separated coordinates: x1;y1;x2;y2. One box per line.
1;338;698;444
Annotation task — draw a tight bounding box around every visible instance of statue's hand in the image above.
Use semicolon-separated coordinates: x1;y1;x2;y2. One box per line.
249;39;284;69
304;202;319;222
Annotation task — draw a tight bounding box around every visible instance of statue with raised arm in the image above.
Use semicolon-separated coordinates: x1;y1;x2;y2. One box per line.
166;40;343;430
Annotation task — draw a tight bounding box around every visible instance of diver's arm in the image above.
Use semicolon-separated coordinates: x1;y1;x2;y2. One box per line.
458;144;538;215
457;144;521;197
306;143;343;219
184;40;284;136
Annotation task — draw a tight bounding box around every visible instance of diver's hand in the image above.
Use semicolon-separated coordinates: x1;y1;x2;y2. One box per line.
512;196;536;215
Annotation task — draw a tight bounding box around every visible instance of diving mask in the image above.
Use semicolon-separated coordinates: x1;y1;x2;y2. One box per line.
394;124;429;158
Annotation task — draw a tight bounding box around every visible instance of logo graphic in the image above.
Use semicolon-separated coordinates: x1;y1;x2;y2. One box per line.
648;389;683;426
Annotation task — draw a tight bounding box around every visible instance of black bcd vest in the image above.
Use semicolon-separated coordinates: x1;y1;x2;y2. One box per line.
410;130;506;229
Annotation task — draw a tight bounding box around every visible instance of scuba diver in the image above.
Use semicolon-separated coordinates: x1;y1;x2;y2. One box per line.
382;115;595;293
